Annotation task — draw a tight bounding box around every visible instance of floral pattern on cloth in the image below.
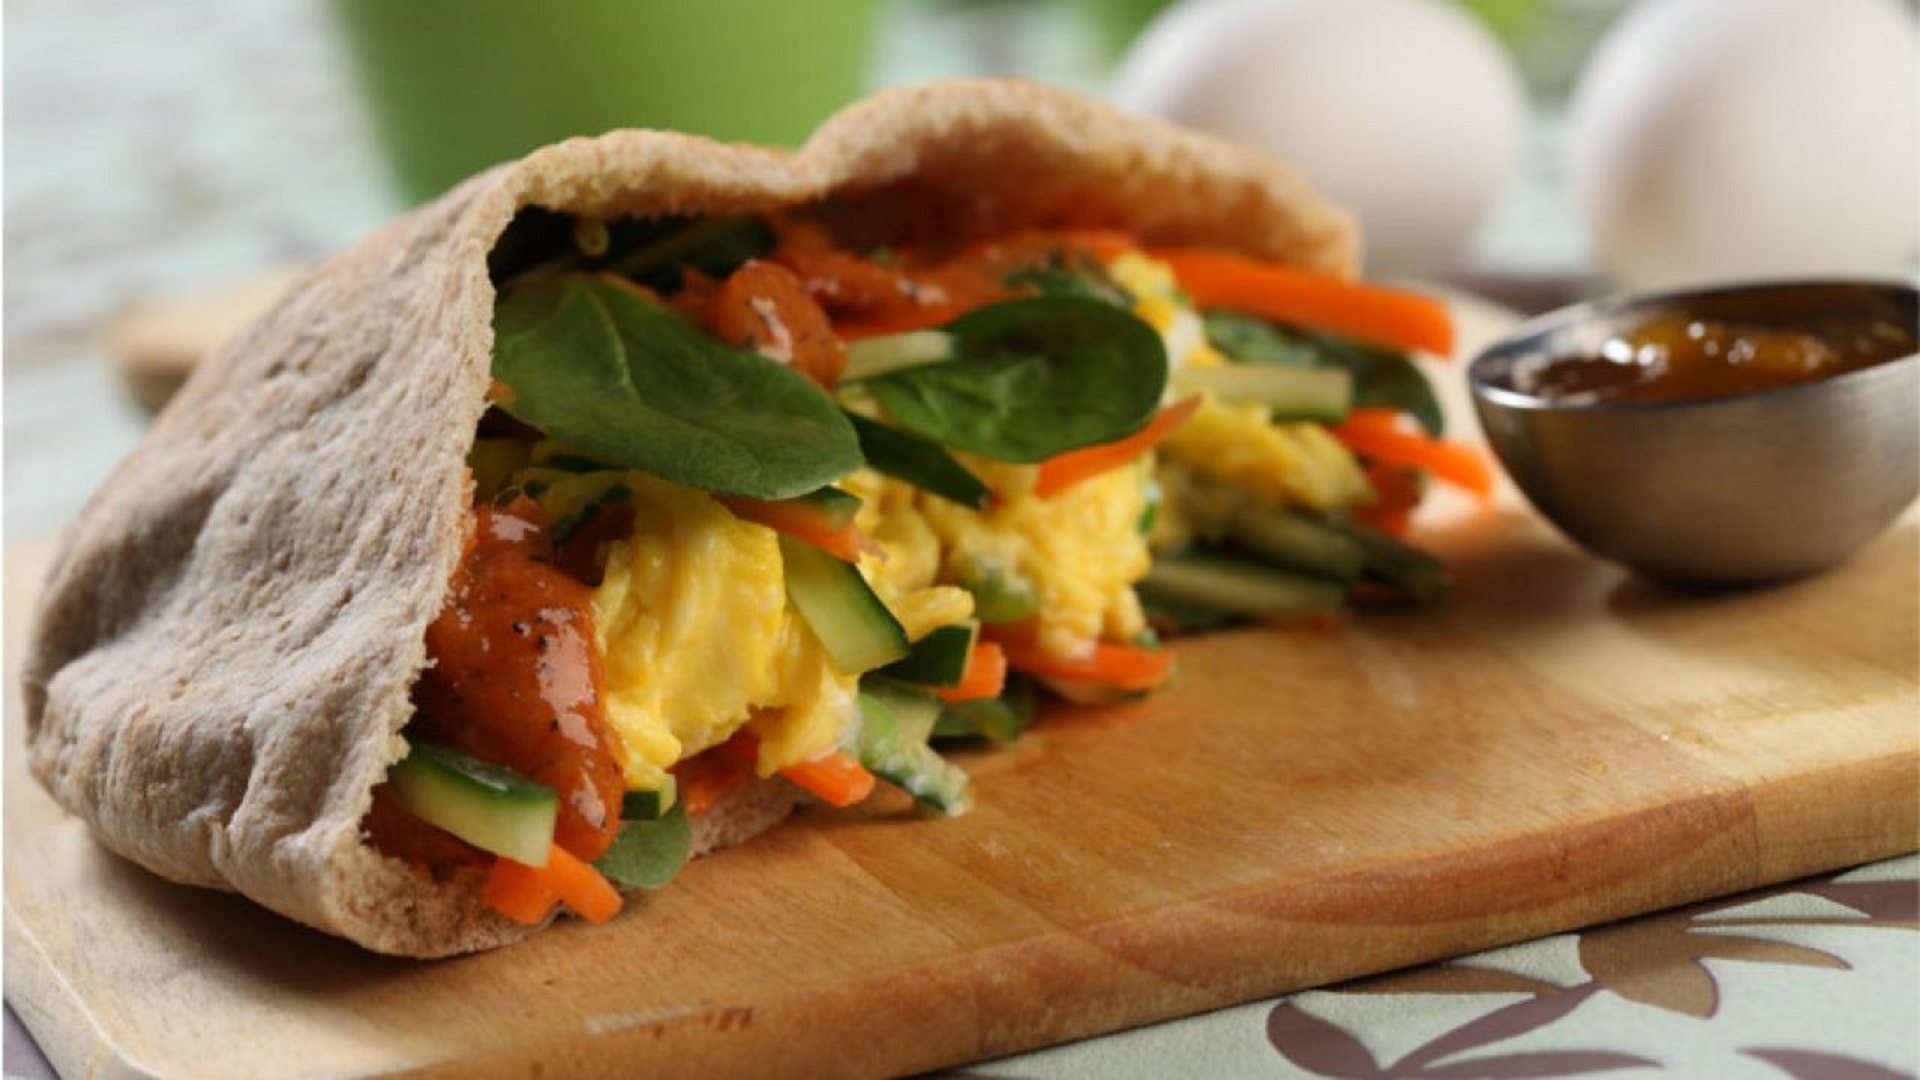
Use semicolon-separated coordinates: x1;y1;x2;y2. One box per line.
963;855;1918;1080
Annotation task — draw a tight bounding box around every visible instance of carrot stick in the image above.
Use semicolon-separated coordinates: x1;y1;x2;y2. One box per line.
484;844;623;926
778;751;877;808
1338;406;1408;435
936;642;1008;703
1357;461;1421;537
1330;418;1494;502
673;729;761;817
721;497;881;563
1034;396;1202;498
484;855;559;926
985;622;1174;692
1150;248;1455;356
542;844;623;924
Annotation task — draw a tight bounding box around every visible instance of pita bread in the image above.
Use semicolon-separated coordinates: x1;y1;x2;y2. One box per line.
22;78;1355;957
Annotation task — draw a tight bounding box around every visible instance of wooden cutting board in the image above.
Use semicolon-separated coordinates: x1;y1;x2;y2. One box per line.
9;300;1917;1079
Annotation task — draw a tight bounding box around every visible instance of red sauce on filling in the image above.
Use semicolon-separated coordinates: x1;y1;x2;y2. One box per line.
404;498;625;861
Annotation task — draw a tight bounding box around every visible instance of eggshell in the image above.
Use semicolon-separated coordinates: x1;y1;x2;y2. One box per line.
1567;0;1920;289
1115;0;1527;278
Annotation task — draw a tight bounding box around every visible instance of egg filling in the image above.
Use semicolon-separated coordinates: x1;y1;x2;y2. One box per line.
376;207;1461;922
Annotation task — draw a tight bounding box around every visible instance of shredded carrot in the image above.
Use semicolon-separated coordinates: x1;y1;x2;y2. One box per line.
721;496;882;563
484;844;623;926
936;641;1008;703
484;855;559;926
1034;396;1202;498
542;844;623;924
1338;406;1409;435
1331;415;1494;503
985;622;1174;692
673;729;761;817
1149;248;1455;357
778;751;877;808
1358;461;1422;537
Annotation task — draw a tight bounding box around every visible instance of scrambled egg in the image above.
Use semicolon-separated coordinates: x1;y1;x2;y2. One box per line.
844;460;1151;661
1107;250;1373;536
578;246;1374;798
590;472;855;793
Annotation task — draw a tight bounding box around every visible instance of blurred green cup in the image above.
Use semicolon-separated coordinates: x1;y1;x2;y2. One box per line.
333;0;878;205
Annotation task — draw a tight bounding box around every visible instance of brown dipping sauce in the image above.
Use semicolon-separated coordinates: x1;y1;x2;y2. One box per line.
1514;312;1916;405
372;498;626;865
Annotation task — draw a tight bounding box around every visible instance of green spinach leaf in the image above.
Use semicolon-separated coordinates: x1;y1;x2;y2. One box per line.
593;799;690;889
1204;311;1444;436
846;412;991;510
1001;254;1132;307
602;215;774;291
492;274;861;499
866;296;1168;463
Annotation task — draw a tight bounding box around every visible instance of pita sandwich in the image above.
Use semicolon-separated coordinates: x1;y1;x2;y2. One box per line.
24;78;1382;957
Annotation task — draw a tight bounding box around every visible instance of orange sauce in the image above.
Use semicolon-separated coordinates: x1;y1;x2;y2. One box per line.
768;221;1121;339
1516;314;1915;405
404;499;625;861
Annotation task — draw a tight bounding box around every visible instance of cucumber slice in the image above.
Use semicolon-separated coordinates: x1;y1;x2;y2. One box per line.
934;674;1036;744
1170;364;1351;422
386;740;557;865
856;683;972;814
842;330;955;381
847;412;992;510
860;679;944;744
1141;551;1347;623
781;536;910;674
1337;520;1450;604
1142;593;1243;633
879;622;979;687
962;567;1039;624
620;787;668;821
1222;507;1367;582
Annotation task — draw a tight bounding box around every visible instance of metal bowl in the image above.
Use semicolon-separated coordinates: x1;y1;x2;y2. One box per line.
1468;280;1918;585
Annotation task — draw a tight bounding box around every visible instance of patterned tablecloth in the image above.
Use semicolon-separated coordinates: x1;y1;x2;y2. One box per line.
968;856;1919;1080
5;3;1915;1078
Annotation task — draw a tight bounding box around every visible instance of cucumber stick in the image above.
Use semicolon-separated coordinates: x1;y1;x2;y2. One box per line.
1223;507;1366;583
842;330;955;381
1141;552;1346;623
879;622;979;687
1170;363;1351;422
780;535;910;674
386;740;557;865
856;683;971;814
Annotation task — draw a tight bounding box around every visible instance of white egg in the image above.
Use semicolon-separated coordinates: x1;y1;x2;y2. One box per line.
1115;0;1527;279
1567;0;1920;289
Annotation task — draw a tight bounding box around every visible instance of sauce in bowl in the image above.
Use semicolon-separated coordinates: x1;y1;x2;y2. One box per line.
1513;312;1916;405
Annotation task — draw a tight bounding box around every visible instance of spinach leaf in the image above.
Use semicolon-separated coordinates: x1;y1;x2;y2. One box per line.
866;296;1168;463
603;215;774;291
1204;311;1445;436
593;798;690;889
490;211;772;292
846;411;991;510
1002;255;1132;307
492;274;861;499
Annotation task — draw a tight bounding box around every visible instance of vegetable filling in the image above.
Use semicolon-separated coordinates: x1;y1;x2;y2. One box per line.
362;209;1476;927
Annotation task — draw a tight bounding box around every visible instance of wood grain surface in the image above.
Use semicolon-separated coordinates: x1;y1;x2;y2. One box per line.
7;298;1916;1079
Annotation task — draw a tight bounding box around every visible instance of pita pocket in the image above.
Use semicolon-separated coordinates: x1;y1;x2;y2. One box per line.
24;79;1360;957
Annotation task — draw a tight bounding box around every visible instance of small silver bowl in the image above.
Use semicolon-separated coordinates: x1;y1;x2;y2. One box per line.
1468;279;1918;585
